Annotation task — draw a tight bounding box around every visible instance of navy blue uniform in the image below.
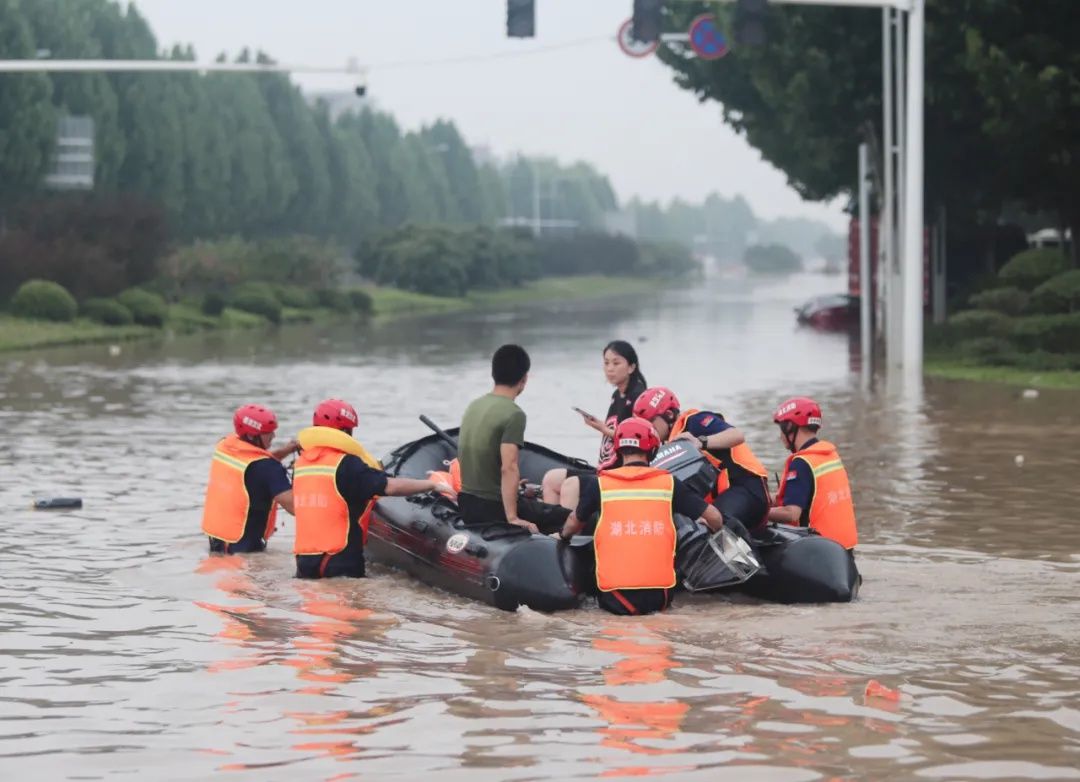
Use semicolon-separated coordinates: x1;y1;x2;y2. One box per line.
777;438;817;527
209;459;291;554
680;411;770;527
295;455;389;578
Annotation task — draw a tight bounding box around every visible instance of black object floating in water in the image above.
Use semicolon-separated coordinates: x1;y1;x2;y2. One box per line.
34;497;83;510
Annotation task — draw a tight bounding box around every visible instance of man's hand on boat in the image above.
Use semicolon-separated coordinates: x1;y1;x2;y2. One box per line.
423;471;458;502
507;517;539;534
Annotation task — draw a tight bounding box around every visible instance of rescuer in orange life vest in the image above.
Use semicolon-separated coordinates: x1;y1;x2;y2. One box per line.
201;403;299;554
293;398;455;579
555;417;725;616
768;397;858;550
632;387;772;529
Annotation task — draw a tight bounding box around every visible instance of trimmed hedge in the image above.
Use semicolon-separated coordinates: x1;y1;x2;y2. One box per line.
82;297;134;325
9;279;78;322
1011;313;1080;354
956;337;1015;364
968;286;1028;316
347;288;373;316
1031;270;1080;314
201;290;226;316
117;288;167;327
998;249;1070;290
275;286;318;309
315;288;352;313
947;309;1013;339
231;282;282;324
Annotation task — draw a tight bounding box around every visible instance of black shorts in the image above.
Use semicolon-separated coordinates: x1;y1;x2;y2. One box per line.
566;467;596;480
295;550;365;579
458;492;570;534
598;588;673;616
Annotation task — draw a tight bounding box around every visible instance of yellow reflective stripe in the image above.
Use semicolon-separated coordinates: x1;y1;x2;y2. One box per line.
295;466;339;477
812;459;844;478
600;489;672;501
212;451;249;472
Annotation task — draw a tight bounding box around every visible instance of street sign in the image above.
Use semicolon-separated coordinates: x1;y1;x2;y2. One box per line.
617;18;659;58
688;14;729;60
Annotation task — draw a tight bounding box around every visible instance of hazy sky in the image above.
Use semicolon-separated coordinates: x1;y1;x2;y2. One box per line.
133;0;847;230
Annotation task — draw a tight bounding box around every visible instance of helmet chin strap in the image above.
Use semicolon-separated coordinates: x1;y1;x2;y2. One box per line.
781;422;798;453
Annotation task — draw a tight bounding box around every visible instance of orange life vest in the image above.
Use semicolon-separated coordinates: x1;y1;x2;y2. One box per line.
670;409;770;496
201;434;279;544
293;446;355;555
775;439;858;549
594;465;677;592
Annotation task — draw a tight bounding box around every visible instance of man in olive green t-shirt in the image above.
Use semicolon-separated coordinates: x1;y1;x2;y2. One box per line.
457;344;570;534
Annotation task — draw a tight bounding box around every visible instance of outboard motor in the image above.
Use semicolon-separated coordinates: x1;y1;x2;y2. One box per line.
650;440;719;499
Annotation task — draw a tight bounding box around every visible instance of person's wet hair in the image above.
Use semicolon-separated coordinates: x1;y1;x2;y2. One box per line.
604;340;647;388
492;344;531;386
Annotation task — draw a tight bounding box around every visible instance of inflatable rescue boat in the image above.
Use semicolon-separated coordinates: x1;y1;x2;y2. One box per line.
366;429;860;611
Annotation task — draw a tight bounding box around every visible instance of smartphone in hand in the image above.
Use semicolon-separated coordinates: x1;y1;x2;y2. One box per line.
572;406;597;422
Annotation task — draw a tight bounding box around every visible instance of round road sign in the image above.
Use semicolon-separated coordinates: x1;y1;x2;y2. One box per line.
689;14;729;60
617;18;659;59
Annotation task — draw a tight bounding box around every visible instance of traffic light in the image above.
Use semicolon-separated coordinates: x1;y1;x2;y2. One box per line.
507;0;535;38
734;0;768;47
632;0;663;44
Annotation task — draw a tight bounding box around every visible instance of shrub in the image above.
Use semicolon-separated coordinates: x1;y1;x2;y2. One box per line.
81;297;134;326
117;287;167;327
946;309;1013;339
201;291;227;316
275;286;318;309
957;337;1015;365
231;283;282;324
8;279;78;322
968;286;1028;316
347;288;373;316
1010;313;1080;354
997;248;1070;290
315;288;352;312
1030;270;1080;314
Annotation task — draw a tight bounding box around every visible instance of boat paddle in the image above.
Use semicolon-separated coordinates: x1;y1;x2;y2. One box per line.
419;414;459;450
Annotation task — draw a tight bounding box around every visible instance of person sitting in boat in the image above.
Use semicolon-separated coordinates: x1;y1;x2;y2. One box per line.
293;398;454;579
457;344;571;535
541;339;649;510
768;397;858;550
632;386;771;530
555;417;725;616
201;403;298;554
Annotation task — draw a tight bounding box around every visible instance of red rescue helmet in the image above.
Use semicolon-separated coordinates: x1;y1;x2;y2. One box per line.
632;386;681;422
614;417;661;454
313;398;359;432
773;397;823;429
233;404;278;438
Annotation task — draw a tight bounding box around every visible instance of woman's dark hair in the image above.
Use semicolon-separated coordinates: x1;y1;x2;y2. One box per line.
604;340;646;390
492;344;531;386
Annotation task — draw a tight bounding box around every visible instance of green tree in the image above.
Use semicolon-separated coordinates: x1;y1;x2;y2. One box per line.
0;0;56;210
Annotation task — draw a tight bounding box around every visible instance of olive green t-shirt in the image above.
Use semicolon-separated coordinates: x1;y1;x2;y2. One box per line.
458;392;526;501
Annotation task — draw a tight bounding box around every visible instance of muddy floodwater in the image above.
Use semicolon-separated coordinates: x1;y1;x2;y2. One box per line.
1;273;1077;780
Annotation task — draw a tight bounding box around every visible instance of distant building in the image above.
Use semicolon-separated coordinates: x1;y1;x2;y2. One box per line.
43;115;94;190
602;209;637;238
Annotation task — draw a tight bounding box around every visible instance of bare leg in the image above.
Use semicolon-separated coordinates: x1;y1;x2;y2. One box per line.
542;468;568;504
560;476;581;511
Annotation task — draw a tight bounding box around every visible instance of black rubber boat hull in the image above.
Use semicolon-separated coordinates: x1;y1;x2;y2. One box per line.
367;430;591;612
368;432;860;610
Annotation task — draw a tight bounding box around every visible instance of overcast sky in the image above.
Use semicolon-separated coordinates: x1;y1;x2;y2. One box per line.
133;0;847;230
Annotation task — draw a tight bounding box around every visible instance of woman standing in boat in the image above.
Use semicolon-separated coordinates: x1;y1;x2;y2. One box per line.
541;340;648;508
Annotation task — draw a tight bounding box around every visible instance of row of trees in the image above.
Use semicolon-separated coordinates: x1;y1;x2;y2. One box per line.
658;1;1079;281
628;192;844;263
0;0;627;247
356;225;698;297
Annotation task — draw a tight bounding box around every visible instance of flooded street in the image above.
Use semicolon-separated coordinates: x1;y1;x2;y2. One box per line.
1;273;1078;780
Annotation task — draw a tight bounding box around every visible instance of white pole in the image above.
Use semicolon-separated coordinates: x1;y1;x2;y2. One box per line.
902;0;925;374
887;8;906;370
531;164;541;237
879;7;894;353
858;143;873;374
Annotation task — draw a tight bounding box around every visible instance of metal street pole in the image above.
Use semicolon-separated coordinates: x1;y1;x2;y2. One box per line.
880;7;894;357
858;143;873;374
901;0;925;375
